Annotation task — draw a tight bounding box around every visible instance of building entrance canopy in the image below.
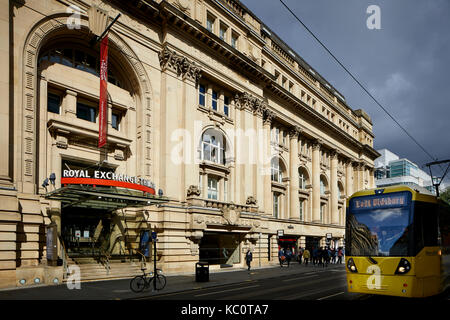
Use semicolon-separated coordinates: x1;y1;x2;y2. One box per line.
45;185;169;211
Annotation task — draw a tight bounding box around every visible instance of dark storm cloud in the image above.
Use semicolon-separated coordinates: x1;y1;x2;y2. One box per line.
241;0;450;183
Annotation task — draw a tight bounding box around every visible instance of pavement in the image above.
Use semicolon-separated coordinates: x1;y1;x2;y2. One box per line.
0;261;347;300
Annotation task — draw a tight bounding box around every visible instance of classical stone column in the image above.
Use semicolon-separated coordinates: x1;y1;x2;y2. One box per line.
359;162;366;191
345;159;353;198
0;1;11;187
254;101;265;211
369;167;375;188
262;108;275;216
158;46;201;200
289;126;301;220
234;97;243;204
312;140;322;222
353;160;360;192
63;90;77;118
330;150;339;225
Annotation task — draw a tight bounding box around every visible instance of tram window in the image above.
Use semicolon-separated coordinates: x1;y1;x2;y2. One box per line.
439;202;450;249
414;202;439;250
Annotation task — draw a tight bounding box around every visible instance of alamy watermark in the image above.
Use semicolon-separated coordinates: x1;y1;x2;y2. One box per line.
66;4;82;30
66;265;81;290
366;5;381;30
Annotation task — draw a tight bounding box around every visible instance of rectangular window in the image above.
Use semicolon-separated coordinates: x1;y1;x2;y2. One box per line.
47;93;61;114
111;112;121;130
320;205;324;222
207;176;218;200
231;32;238;49
212;90;218;111
206;14;215;33
219;24;227;41
224;96;230;117
199;84;206;106
76;102;96;123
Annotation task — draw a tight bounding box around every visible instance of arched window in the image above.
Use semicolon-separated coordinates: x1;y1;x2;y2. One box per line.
201;128;227;165
320;176;328;195
38;47;126;89
338;182;344;199
298;167;309;190
271;158;283;183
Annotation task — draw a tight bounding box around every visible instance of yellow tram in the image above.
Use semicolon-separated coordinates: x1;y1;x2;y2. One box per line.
345;185;450;297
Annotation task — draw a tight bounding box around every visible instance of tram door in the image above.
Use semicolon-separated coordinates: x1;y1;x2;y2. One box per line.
61;207;112;257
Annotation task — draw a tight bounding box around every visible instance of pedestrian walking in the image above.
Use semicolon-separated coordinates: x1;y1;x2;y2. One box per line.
312;247;318;266
297;247;303;264
337;247;343;264
278;248;285;267
317;247;323;267
285;247;292;267
331;248;336;264
245;249;253;271
303;248;310;266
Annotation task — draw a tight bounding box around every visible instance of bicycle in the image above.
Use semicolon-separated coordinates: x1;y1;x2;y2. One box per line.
130;268;167;293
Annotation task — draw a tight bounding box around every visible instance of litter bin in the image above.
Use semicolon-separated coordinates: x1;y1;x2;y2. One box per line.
195;261;209;282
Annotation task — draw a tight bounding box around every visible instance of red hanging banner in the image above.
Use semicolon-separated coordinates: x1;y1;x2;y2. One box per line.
98;35;108;148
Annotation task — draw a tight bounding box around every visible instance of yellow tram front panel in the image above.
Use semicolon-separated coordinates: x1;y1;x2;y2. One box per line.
346;247;442;298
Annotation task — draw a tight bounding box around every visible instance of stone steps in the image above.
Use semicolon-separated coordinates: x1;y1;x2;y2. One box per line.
64;260;146;282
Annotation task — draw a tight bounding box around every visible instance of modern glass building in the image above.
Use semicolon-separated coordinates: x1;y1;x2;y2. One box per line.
374;149;435;194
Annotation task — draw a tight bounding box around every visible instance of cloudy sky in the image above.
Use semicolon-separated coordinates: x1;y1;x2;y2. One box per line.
241;0;450;184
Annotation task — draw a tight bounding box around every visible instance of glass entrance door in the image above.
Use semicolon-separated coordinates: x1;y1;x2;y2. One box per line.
62;207;112;257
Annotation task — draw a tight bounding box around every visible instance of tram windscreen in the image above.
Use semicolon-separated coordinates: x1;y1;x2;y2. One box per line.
346;191;413;257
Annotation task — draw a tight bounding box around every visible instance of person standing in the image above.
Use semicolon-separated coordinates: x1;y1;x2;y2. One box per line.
303;248;310;266
245;249;253;271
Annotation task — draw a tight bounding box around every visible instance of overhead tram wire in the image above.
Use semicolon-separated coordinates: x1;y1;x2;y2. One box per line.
278;0;442;168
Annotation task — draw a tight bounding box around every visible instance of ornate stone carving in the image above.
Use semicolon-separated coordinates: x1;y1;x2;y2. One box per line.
234;92;264;116
330;149;340;160
288;125;302;139
246;196;257;206
159;46;202;83
172;0;191;15
222;203;240;225
263;108;276;125
187;185;201;197
312;139;323;151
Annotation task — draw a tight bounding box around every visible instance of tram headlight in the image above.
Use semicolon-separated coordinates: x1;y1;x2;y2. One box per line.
347;258;358;273
395;258;411;275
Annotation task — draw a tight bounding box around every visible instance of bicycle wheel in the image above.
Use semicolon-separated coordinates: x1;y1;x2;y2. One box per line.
151;274;166;290
130;276;147;293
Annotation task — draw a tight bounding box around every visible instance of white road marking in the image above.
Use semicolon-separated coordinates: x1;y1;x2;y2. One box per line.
195;284;260;297
317;291;345;300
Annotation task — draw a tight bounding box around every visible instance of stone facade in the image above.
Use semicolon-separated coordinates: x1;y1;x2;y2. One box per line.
0;0;379;288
